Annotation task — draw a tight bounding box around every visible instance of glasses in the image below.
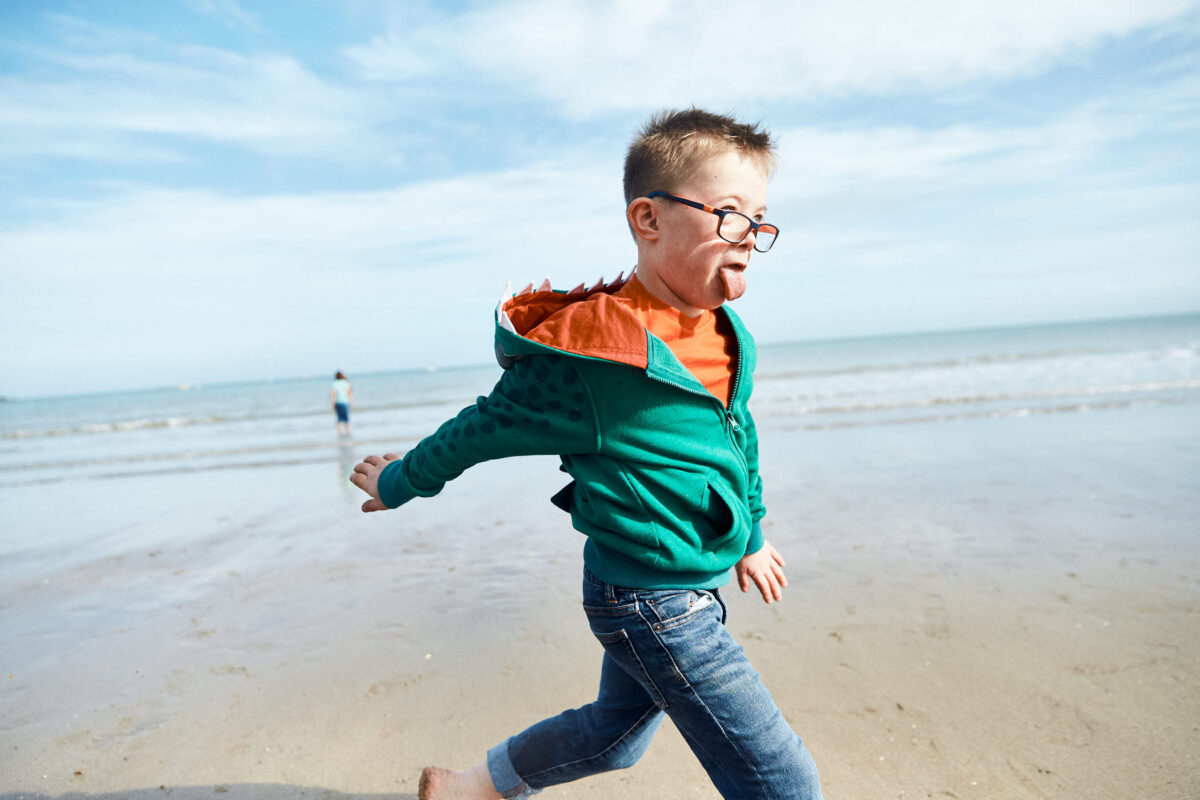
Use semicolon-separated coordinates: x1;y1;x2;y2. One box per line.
646;191;779;253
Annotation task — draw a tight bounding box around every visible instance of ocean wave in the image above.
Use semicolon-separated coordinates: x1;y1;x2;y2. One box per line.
3;393;1194;488
0;397;467;441
757;346;1196;382
0;453;350;487
2;385;1197;486
757;379;1200;417
770;394;1198;432
5;415;217;439
0;434;418;474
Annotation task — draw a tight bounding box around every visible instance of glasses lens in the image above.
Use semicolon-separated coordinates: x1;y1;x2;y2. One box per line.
753;224;778;253
717;212;753;243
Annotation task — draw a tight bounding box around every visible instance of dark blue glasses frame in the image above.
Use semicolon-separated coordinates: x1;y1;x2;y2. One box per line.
646;191;779;252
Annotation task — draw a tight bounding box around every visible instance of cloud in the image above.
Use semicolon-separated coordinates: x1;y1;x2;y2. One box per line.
342;31;437;82
2;1;1197;395
348;0;1200;115
9;1;1196;174
0;155;634;390
184;0;260;31
0;16;392;165
771;61;1200;205
5;58;1197;393
733;63;1200;340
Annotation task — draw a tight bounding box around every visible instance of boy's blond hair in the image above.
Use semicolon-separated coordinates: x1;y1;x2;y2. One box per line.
623;108;777;206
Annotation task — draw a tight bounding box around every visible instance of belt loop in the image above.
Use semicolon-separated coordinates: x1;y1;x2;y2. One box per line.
606;581;617;604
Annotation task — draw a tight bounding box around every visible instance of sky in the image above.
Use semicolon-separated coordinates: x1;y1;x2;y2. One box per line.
1;1;1198;398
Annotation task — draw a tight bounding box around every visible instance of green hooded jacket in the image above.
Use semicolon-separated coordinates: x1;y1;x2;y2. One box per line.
376;276;765;590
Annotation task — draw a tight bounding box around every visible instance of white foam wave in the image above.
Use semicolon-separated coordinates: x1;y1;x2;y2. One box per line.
772;395;1196;432
761;379;1200;417
758;344;1199;382
1;397;465;441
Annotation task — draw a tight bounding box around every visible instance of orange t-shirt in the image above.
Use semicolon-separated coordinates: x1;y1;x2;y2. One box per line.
615;277;736;407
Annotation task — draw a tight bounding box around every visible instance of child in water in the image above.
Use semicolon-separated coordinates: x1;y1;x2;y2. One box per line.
330;371;354;436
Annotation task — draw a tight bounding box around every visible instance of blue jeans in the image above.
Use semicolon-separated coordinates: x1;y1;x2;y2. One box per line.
486;569;822;799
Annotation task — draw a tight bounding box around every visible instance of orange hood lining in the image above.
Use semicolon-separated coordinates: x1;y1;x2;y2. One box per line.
497;272;649;370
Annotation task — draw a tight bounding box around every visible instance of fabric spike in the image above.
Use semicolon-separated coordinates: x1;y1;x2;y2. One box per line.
608;270;625;288
518;282;534;296
494;284;517;366
495;284;517;333
538;278;553;292
588;276;605;292
567;282;587;295
494;281;508;321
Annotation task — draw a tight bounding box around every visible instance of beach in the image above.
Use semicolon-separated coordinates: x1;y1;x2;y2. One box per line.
3;317;1199;799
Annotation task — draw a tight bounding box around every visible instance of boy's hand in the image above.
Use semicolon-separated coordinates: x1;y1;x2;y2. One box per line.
350;453;401;513
735;541;788;604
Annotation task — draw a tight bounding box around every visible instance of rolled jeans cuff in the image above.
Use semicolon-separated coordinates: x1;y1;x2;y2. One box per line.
486;740;539;799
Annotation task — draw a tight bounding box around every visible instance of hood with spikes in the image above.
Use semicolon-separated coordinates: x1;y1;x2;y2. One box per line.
494;271;653;370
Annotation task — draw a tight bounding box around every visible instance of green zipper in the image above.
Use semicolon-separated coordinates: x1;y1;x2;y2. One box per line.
643;323;750;476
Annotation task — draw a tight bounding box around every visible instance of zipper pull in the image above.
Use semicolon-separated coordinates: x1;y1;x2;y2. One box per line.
727;411;740;432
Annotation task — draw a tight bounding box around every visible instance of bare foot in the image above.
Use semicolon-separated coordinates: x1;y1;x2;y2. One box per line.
418;760;501;800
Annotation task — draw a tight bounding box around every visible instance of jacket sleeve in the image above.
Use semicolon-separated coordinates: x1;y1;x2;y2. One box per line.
742;404;766;555
376;355;600;509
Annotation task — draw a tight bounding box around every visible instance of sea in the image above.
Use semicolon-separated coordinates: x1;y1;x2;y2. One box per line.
2;313;1198;490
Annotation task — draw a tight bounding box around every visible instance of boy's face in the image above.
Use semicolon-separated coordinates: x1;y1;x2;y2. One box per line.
640;148;770;316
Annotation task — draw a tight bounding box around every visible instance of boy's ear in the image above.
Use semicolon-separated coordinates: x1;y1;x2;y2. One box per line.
627;197;660;243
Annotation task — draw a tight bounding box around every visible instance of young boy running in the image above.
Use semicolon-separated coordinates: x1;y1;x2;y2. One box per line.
351;108;823;800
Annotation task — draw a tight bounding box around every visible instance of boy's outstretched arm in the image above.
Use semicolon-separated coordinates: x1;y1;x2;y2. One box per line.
349;357;600;513
736;541;788;604
351;452;401;513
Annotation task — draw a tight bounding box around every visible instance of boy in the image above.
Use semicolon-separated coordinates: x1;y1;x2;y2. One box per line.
351;108;823;800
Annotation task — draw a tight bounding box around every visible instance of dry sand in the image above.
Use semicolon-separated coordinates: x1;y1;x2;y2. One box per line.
3;406;1198;799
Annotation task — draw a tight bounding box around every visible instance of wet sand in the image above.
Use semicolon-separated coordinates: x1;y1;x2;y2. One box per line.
2;403;1198;799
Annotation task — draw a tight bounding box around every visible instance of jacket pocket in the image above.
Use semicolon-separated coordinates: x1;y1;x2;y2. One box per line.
698;480;736;552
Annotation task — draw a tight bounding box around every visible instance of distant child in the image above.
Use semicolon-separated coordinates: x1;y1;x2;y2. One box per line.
331;371;354;435
351;108;822;800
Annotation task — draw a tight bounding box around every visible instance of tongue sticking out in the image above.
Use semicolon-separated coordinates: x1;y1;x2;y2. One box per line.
719;266;747;301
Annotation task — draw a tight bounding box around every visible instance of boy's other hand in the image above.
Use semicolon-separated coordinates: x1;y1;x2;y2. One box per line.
350;453;401;513
735;541;788;604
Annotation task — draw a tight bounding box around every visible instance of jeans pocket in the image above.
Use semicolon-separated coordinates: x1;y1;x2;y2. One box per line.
590;627;669;710
643;590;717;633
